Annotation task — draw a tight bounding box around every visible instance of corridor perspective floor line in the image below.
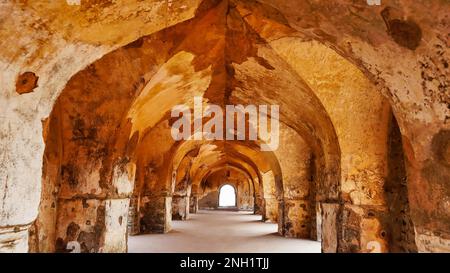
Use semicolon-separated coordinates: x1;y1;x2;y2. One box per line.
128;210;321;253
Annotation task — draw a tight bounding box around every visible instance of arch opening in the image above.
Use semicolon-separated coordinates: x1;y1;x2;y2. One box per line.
218;184;237;208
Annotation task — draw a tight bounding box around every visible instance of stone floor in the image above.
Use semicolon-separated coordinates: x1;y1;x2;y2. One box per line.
128;210;321;253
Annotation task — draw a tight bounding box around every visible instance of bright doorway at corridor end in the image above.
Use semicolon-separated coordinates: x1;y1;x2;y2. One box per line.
218;184;236;207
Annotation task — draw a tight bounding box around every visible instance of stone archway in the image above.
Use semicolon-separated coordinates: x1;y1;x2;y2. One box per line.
218;184;238;208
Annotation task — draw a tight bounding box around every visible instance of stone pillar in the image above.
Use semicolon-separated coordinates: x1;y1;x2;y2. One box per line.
0;118;44;253
338;204;390;253
189;195;198;214
139;194;172;233
314;202;322;242
278;198;311;238
103;199;130;252
321;203;391;253
321;203;339;253
30;153;60;253
53;162;135;253
0;225;31;253
172;194;190;220
253;195;263;215
262;197;278;223
127;196;139;235
53;197;130;253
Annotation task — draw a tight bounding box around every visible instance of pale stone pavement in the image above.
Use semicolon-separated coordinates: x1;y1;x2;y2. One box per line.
128;210;321;253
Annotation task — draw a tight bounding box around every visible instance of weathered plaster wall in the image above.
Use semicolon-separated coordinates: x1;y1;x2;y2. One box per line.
239;0;450;252
269;39;394;251
0;0;202;252
261;171;278;223
0;0;448;253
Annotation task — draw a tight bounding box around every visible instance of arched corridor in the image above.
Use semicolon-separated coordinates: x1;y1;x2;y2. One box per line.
0;0;449;254
128;210;321;253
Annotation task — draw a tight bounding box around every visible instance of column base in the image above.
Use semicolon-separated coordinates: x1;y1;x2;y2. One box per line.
0;224;30;253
